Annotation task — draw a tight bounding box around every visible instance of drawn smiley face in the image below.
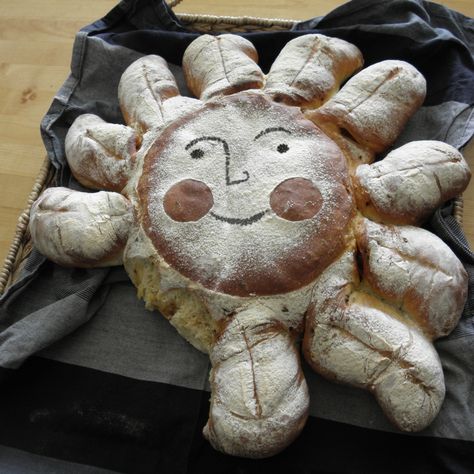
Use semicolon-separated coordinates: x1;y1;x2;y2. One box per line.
139;92;353;296
163;131;323;225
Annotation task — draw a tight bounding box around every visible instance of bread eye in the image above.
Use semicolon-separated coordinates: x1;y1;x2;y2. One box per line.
190;148;205;159
277;143;289;154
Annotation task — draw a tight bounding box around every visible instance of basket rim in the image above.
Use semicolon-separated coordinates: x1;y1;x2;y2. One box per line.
175;12;297;28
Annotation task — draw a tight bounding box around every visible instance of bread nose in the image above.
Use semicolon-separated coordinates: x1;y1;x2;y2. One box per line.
225;148;249;186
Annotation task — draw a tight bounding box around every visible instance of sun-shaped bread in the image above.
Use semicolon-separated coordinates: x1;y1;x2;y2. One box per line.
30;34;471;458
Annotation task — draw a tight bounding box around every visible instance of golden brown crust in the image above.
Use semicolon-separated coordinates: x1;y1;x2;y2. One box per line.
204;306;309;458
183;34;264;100
30;187;133;267
355;218;468;339
138;91;354;297
353;141;472;225
118;55;180;134
265;34;363;108
124;234;219;353
308;60;426;153
302;249;448;432
65;114;138;192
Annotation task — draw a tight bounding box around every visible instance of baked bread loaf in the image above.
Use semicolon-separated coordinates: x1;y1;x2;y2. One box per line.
353;140;471;224
30;187;132;267
204;306;309;458
30;33;471;458
118;55;180;133
307;60;427;153
265;34;363;107
303;217;467;431
183;34;264;100
65;114;138;192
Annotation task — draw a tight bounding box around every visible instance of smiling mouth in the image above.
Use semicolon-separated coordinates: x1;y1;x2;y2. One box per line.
210;210;268;226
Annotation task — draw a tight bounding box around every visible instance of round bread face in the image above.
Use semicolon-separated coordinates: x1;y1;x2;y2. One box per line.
139;92;353;296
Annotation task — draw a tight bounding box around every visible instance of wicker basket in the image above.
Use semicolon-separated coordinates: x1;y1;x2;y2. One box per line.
0;3;465;294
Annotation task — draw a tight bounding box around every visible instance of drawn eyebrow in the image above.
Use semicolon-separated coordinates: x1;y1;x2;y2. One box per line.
254;127;292;140
185;136;229;152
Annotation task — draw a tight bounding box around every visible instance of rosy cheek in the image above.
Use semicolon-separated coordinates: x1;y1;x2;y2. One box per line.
163;179;214;222
270;177;323;221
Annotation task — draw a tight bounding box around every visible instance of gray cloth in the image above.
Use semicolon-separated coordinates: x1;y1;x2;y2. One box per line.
0;445;120;474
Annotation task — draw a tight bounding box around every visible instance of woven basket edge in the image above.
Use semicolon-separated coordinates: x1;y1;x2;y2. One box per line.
0;157;51;295
175;12;297;28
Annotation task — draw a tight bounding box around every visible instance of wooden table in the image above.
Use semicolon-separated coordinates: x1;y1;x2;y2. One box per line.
0;0;473;266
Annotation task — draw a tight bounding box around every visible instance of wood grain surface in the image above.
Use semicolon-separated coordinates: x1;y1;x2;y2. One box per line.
0;0;473;266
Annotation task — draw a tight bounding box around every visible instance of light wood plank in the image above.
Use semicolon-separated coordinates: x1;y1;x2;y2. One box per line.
0;64;71;90
0;0;117;21
0;41;73;67
0;88;68;120
0;18;87;42
0;207;31;252
0;174;37;210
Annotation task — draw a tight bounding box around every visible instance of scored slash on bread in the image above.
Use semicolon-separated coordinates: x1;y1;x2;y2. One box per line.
353;141;471;224
30;187;132;267
30;33;471;458
304;218;467;432
205;306;309;458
